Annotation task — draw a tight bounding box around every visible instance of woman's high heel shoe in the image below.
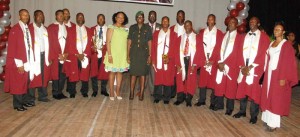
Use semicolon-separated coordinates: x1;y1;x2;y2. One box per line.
114;91;122;100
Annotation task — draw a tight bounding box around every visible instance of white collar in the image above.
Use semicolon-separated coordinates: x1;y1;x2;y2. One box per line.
204;26;217;33
149;22;156;26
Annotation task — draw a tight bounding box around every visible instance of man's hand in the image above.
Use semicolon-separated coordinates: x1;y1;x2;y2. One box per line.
17;66;25;74
205;61;213;67
218;62;225;71
163;57;169;64
241;66;250;76
190;66;195;74
177;66;182;73
77;54;85;61
58;54;64;61
279;80;286;86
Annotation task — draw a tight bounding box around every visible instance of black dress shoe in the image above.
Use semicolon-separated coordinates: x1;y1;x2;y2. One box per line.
101;91;109;96
225;110;233;116
23;103;35;107
233;112;246;118
186;102;192;107
265;126;276;132
213;106;224;111
82;93;88;98
70;94;75;98
154;99;160;103
249;117;257;124
53;95;61;100
164;101;169;104
14;107;27;111
209;104;215;110
194;102;206;106
59;94;68;99
92;92;98;97
174;100;183;105
38;98;50;102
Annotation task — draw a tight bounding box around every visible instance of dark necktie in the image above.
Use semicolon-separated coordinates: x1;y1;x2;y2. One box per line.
151;24;154;33
99;27;103;39
25;28;31;60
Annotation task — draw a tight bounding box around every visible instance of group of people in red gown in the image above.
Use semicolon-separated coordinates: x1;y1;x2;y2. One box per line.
4;8;298;132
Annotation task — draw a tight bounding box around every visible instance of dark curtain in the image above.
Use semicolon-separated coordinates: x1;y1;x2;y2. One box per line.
248;0;300;42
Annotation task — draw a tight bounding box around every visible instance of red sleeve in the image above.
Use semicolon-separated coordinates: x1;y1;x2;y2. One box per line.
278;41;298;87
47;25;56;61
174;36;181;67
84;27;92;58
151;31;158;65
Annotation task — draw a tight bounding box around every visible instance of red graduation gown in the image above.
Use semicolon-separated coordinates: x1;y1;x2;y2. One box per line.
236;32;270;104
170;25;183;78
90;26;109;80
174;34;203;95
28;23;51;88
214;32;243;99
4;23;30;94
47;23;68;80
151;30;176;86
64;25;92;82
197;29;224;89
260;41;298;116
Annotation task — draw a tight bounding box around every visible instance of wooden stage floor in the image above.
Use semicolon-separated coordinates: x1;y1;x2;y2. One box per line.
0;73;300;137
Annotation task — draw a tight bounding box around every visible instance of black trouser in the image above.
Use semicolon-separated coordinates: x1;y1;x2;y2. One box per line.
154;85;171;101
215;96;234;110
67;60;89;95
170;77;177;97
67;80;89;95
13;94;26;108
184;56;190;80
198;87;216;105
238;96;260;118
91;77;108;93
52;62;67;95
91;57;108;93
27;52;48;102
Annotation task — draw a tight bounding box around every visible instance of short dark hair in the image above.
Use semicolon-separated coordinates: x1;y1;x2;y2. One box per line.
162;16;169;22
229;17;238;24
63;8;69;13
55;10;64;16
208;14;216;20
76;12;84;18
112;11;128;25
177;10;185;16
250;16;260;24
184;20;192;26
34;10;43;17
149;10;156;16
19;9;28;15
97;14;105;20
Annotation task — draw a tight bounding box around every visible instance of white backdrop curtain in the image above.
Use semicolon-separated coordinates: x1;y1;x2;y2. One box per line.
10;0;229;32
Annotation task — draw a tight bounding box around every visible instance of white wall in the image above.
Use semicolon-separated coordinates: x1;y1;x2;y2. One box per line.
10;0;229;32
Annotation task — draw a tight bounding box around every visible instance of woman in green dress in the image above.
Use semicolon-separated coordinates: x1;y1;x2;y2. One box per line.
104;11;129;100
127;11;152;101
